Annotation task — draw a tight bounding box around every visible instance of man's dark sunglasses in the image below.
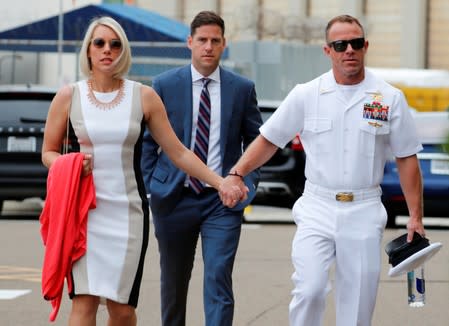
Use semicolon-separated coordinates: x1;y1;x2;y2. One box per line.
92;38;122;50
328;37;365;52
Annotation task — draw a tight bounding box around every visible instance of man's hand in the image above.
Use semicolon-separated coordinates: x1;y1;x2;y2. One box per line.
219;175;248;208
407;217;425;242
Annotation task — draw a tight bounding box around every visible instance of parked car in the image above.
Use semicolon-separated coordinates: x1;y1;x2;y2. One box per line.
381;110;449;227
252;100;306;207
0;84;78;213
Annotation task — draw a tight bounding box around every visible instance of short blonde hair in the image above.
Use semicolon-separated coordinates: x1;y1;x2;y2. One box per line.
79;16;131;79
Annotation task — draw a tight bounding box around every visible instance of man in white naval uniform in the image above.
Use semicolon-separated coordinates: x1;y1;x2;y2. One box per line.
220;14;425;326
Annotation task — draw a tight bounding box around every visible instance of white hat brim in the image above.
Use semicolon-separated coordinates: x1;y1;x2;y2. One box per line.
388;242;442;277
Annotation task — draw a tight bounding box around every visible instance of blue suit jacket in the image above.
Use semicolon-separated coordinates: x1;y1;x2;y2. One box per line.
141;65;262;216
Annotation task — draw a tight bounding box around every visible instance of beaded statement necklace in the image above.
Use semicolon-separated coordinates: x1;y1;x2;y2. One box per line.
87;78;125;110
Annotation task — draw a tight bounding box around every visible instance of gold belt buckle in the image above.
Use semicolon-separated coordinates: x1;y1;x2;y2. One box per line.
336;192;354;202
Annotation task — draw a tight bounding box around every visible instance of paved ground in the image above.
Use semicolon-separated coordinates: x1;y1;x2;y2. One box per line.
0;200;448;325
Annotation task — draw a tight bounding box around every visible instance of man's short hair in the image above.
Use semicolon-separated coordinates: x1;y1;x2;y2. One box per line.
190;11;225;37
325;14;365;43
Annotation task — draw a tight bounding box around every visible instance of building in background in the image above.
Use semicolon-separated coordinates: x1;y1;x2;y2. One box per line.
140;0;449;70
0;0;448;107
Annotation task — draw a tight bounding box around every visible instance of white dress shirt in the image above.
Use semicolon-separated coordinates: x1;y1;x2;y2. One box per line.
190;65;222;180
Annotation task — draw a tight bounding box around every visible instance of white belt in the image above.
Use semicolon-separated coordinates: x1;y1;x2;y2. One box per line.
304;181;382;202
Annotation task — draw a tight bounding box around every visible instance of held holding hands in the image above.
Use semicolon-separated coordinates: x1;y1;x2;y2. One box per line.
82;154;93;177
219;172;248;208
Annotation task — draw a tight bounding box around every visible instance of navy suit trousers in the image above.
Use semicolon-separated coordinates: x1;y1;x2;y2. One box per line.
152;187;243;326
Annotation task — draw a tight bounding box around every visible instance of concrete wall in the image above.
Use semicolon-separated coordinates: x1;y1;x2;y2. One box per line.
428;0;449;69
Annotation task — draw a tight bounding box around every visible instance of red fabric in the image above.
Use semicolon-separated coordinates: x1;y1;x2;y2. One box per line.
39;153;96;322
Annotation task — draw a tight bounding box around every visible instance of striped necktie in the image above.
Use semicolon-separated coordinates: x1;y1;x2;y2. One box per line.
189;78;211;194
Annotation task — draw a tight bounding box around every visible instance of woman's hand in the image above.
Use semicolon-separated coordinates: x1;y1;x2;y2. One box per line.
82;154;93;176
219;176;248;208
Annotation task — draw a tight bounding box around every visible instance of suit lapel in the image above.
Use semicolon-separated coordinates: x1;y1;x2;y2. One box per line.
177;66;194;147
220;68;233;160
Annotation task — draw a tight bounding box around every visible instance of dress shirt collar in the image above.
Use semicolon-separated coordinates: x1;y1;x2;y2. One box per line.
319;68;380;95
191;64;220;84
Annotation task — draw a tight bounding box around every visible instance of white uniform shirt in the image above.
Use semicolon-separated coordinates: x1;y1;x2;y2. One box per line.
260;68;423;190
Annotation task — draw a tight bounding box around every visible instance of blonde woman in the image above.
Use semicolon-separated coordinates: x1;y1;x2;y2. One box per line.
42;16;243;326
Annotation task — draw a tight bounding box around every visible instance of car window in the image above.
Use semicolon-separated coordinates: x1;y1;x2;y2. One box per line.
259;106;276;123
0;99;50;124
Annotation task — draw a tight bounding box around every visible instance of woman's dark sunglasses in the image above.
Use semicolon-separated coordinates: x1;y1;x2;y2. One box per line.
91;38;122;50
328;37;365;52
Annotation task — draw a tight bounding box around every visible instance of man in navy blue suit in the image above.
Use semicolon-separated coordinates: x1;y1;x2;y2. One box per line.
141;11;262;326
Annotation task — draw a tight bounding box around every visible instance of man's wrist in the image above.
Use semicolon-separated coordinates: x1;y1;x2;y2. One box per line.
228;171;244;179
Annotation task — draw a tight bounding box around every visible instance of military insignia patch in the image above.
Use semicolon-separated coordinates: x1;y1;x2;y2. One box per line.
363;95;389;122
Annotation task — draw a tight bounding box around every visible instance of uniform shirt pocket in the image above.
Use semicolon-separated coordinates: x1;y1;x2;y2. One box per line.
359;120;390;157
302;118;333;154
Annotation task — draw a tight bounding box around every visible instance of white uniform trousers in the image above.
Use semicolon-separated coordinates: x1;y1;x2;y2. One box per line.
289;182;387;326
